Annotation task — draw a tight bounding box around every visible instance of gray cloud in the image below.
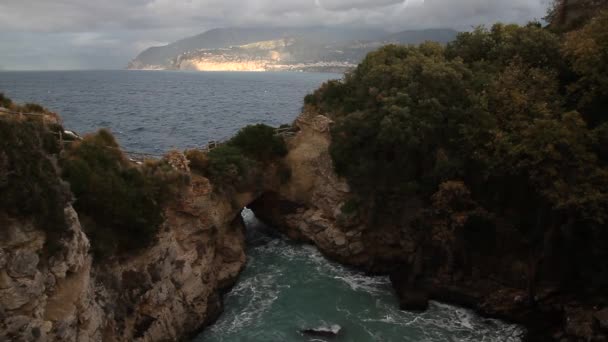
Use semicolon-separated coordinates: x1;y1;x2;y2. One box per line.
318;0;403;11
0;0;550;70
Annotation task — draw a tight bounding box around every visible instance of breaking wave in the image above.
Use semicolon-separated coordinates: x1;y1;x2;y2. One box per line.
196;211;524;342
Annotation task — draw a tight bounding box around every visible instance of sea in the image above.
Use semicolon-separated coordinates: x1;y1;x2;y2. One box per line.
0;70;331;155
0;70;524;342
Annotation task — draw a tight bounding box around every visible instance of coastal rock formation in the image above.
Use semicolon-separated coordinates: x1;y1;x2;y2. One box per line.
0;169;248;341
0;206;92;341
251;110;608;342
250;111;373;267
252;110;410;272
2;104;606;341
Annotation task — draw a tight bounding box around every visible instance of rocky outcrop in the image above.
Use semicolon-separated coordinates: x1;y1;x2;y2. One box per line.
251;110;412;272
1;206;99;341
251;109;608;342
3;106;606;341
250;110;374;267
0;170;249;341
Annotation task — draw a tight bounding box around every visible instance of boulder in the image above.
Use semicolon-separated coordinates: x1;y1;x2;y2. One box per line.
301;324;341;338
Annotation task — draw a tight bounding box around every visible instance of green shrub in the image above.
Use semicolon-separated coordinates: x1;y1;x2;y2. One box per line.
23;103;45;113
0;93;12;108
62;129;187;258
205;145;249;187
562;10;608;127
185;149;209;174
324;43;475;204
227;124;287;162
141;158;190;204
0;117;69;252
197;124;289;190
311;19;608;229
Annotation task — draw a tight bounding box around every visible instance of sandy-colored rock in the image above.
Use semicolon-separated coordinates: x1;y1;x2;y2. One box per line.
7;250;39;278
1;167;250;341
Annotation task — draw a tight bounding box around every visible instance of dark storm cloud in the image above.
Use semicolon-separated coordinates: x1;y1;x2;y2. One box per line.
0;0;550;70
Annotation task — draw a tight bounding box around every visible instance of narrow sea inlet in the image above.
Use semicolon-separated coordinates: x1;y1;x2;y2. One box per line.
196;210;524;342
1;70;525;341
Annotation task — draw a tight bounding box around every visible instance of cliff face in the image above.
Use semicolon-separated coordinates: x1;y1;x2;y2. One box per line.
0;171;248;341
251;110;411;270
548;0;608;30
251;110;608;342
249;111;371;266
1;206;93;340
3;106;606;341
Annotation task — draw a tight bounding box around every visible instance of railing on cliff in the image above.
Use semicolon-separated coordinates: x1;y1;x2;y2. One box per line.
198;126;297;153
0;107;47;117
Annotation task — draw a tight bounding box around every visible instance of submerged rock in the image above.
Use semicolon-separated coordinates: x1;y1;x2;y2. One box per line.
301;324;342;337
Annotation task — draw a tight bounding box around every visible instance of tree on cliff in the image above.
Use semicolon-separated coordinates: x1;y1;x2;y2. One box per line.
306;14;608;300
546;0;608;31
62;129;189;258
324;42;476;218
562;10;608;127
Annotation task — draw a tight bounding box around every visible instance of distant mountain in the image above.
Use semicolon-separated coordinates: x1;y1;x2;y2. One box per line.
128;27;459;72
383;29;462;45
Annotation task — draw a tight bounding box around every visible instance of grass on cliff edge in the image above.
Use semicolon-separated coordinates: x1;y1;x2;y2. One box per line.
62;129;189;258
186;124;288;191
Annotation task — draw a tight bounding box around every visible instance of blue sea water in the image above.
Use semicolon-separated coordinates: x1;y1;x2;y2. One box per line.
0;70;335;154
0;70;524;341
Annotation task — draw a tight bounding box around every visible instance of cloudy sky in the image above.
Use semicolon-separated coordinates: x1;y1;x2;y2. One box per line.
0;0;550;70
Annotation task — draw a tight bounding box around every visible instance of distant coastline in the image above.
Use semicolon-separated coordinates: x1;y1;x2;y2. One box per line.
128;27;458;74
127;62;355;74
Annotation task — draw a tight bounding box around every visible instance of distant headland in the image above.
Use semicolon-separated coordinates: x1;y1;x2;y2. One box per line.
127;27;458;72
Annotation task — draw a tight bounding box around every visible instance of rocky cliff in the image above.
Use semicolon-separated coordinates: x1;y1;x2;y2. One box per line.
3;105;607;341
0;165;250;341
250;110;375;267
251;109;608;342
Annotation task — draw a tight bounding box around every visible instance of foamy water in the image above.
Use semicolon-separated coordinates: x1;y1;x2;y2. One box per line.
195;210;524;342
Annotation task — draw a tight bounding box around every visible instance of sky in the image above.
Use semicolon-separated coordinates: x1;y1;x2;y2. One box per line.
0;0;550;70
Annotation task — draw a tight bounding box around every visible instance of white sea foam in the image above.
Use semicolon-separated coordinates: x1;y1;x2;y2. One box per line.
205;269;282;336
199;222;525;342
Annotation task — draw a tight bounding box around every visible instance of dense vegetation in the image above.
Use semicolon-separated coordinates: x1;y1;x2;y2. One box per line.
306;10;608;297
546;0;608;31
62;130;188;257
2;95;283;257
186;124;287;190
1;92;57;115
0;103;68;252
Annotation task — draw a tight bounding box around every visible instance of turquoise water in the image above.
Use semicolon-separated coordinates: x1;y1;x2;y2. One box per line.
196;210;524;342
